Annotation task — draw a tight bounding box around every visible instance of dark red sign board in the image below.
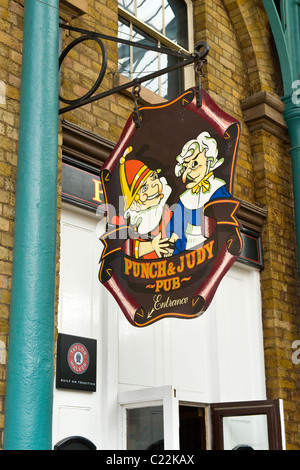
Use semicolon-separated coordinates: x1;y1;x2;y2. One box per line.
98;87;242;327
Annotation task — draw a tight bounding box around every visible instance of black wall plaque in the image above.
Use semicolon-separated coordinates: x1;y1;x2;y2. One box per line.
56;333;97;392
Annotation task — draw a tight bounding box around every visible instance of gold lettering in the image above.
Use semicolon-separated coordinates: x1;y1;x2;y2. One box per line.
157;260;167;278
167;262;176;276
177;255;185;273
133;261;140;278
172;277;181;290
186;251;196;269
124;258;133;275
150;262;158;279
92;179;103;203
196;247;206;265
141;263;150;279
155;280;164;292
154;277;182;293
204;240;214;259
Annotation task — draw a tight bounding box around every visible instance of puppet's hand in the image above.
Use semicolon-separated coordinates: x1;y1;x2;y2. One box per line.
152;233;170;258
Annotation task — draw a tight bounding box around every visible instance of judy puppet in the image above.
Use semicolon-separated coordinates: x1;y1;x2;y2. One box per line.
168;131;230;254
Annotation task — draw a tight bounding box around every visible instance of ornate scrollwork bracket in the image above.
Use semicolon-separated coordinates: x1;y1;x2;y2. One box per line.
58;24;209;115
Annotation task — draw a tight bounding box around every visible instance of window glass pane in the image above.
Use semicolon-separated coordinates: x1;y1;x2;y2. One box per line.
118;17;131;78
132;26;159;94
165;0;188;49
117;1;188;98
127;406;164;450
160;53;183;100
119;0;135;14
137;0;163;34
223;415;269;450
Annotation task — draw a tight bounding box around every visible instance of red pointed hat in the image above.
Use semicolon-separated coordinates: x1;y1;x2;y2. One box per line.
119;146;160;211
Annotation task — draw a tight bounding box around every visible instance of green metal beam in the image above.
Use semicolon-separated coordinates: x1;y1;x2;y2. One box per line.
282;95;300;273
3;0;59;450
263;0;300;275
262;0;293;94
284;0;300;83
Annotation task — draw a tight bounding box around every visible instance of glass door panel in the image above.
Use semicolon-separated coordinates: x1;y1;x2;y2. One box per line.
223;414;269;450
211;400;284;450
127;406;164;450
119;386;179;450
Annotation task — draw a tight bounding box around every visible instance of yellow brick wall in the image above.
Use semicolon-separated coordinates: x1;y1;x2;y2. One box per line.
60;0;129;142
0;0;299;450
251;129;300;449
194;0;256;204
197;0;300;449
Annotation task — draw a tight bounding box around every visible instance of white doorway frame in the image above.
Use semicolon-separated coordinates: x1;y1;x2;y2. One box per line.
118;386;212;450
118;386;179;450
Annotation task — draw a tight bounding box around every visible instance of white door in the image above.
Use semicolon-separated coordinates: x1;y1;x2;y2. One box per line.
52;203;120;449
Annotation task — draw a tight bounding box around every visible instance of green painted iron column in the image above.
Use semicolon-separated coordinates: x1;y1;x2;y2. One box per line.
3;0;59;450
282;96;300;274
263;0;300;274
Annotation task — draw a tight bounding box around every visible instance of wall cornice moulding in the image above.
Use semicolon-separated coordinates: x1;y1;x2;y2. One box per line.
241;91;288;142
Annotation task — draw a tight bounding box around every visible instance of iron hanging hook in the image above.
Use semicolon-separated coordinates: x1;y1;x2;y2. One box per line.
194;61;204;107
194;41;210;62
194;42;209;107
132;83;142;128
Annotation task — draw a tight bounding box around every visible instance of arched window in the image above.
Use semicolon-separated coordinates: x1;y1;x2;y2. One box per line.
118;0;192;100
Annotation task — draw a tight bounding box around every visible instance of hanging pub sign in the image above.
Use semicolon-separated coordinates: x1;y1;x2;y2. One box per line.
98;87;243;327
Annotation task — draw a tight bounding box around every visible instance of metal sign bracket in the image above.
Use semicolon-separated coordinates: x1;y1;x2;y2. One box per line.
58;23;209;115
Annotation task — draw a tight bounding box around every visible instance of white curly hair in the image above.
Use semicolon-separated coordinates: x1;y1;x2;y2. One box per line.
175;131;224;177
